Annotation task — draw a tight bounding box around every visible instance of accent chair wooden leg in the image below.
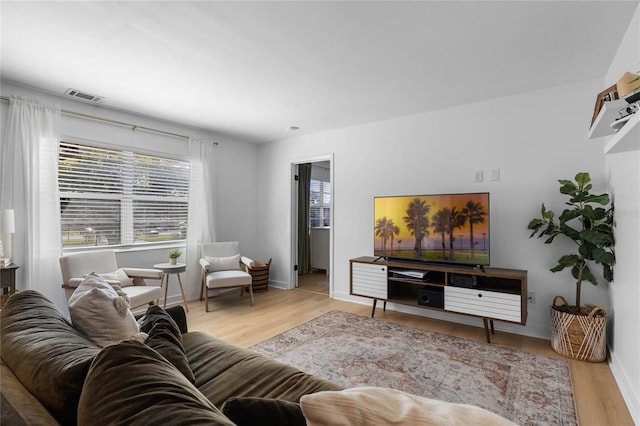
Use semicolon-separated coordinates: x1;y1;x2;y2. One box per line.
248;283;254;306
200;270;206;301
483;318;491;343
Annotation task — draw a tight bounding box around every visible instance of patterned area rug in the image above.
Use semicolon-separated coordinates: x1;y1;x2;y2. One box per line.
250;310;577;426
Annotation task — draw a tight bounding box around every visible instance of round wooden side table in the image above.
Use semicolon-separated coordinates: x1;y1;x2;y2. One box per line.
153;263;189;313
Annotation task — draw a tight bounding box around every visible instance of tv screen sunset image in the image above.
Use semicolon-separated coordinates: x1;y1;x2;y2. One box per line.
374;193;489;266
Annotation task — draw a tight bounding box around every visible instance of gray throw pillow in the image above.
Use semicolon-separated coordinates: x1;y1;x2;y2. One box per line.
139;305;195;383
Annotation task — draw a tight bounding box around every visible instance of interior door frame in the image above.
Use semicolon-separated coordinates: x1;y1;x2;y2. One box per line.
290;153;334;295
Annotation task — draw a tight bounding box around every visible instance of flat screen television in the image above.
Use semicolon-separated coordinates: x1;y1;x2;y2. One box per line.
374;192;490;267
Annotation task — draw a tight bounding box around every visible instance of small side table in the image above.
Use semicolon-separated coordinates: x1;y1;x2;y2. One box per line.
1;264;19;295
153;263;189;313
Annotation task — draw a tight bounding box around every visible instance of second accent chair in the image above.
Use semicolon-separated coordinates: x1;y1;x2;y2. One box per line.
199;241;254;312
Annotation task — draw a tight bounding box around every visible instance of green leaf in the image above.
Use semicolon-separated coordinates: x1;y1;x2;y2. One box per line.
584;194;610;205
527;218;544;230
581;266;597;285
575;172;591;189
581;229;613;246
604;264;614;282
559;209;582;223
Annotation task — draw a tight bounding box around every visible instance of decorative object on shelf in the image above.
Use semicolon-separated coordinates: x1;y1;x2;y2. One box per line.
616;71;640;98
0;209;15;267
590;83;618;129
168;248;182;265
527;172;614;362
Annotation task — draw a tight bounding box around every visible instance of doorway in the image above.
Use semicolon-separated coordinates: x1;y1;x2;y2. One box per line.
290;154;334;296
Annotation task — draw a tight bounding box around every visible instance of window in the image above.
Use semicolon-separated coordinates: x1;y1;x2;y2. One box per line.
59;141;189;249
310;179;331;227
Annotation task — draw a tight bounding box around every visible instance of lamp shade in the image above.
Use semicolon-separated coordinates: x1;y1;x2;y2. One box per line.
0;209;15;234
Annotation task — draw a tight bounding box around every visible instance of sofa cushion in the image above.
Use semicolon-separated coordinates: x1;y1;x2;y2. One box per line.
139;305;195;383
68;273;139;347
300;387;518;426
78;340;235;426
183;331;342;407
221;397;306;426
0;290;100;425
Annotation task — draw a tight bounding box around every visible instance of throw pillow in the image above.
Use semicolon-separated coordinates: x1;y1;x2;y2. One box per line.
205;254;241;271
300;387;518;426
68;273;139;347
221;397;306;426
78;341;235;426
100;268;135;287
139;305;195;384
83;268;134;287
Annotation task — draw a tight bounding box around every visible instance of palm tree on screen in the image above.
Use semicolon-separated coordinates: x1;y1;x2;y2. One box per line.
447;207;467;260
403;198;431;258
462;200;487;260
387;220;400;254
375;217;391;255
432;209;449;259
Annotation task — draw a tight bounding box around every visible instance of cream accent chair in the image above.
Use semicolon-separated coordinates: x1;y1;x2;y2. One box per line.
199;241;254;312
59;251;163;309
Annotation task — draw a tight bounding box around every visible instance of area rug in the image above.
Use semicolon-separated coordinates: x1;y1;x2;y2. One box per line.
250;310;577;426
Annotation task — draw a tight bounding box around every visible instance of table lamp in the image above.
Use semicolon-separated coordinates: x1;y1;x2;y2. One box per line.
0;209;15;267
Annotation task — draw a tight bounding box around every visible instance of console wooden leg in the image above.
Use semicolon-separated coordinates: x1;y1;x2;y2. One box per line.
483;318;491;343
371;299;377;318
490;319;495;335
383;300;387;312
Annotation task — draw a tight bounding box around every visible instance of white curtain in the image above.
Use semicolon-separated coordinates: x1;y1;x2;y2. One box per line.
186;137;217;270
0;96;63;306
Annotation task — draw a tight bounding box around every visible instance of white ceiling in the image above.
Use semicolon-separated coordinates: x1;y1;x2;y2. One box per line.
1;1;638;143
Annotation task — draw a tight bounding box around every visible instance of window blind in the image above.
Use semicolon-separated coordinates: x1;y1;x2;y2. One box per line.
59;141;189;248
310;179;331;227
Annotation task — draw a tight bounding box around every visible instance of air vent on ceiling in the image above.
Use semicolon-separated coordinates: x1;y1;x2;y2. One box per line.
64;88;104;103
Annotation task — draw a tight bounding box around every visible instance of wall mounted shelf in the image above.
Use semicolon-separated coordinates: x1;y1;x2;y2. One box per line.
588;90;639;154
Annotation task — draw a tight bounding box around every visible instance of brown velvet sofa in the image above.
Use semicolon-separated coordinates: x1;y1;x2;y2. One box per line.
0;290;341;425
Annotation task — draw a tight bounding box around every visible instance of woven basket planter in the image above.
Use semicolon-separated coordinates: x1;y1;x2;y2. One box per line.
246;259;271;292
550;295;607;362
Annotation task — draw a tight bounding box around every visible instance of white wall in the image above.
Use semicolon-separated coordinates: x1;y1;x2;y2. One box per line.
0;80;260;310
259;77;609;339
603;5;640;423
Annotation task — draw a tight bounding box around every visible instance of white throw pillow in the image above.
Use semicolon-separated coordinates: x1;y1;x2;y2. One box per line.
83;268;134;287
205;254;241;271
68;273;140;347
300;387;517;426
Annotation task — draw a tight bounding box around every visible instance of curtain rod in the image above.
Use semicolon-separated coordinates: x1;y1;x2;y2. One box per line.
0;95;218;145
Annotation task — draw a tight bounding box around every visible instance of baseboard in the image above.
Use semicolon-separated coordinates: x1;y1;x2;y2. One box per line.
608;346;639;424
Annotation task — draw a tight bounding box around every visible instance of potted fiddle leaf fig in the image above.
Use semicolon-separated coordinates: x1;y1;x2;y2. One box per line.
168;248;182;265
527;172;614;362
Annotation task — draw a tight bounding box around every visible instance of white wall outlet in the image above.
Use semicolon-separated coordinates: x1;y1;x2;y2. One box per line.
491;168;501;181
474;170;484;182
528;291;535;304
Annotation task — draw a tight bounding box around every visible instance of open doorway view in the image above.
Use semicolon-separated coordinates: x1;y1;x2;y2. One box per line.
297;161;331;295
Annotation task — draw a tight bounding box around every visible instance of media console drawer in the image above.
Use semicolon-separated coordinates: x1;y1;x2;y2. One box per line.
351;262;388;299
445;286;521;323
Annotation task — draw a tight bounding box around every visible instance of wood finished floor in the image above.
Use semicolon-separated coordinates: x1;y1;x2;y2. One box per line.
187;281;633;426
